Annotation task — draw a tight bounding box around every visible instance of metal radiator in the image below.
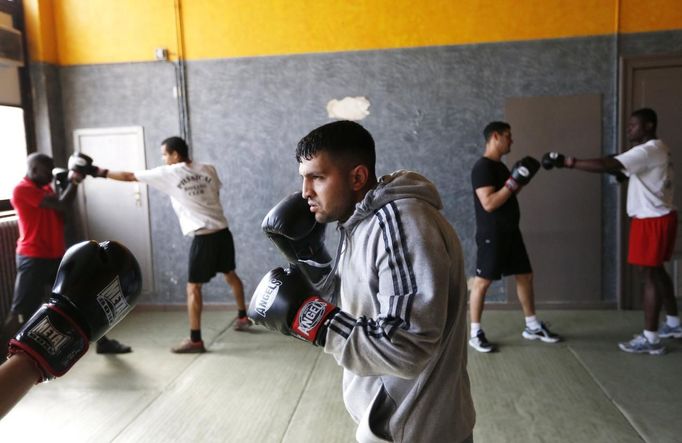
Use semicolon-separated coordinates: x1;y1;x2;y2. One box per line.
0;216;19;322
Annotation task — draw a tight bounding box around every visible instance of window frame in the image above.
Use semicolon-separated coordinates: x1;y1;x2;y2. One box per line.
0;0;35;212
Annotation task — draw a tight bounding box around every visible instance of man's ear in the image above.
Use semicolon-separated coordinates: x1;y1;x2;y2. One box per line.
349;164;369;191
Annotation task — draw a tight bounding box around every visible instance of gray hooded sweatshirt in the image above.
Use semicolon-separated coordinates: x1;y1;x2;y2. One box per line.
323;170;475;443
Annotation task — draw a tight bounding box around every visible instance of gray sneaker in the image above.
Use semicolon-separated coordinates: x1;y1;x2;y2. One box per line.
618;334;666;355
658;323;682;339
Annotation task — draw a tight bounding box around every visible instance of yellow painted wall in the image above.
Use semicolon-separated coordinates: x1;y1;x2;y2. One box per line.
23;0;58;64
23;0;682;65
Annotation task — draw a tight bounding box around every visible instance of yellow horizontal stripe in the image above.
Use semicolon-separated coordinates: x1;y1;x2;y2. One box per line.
619;0;682;33
24;0;682;65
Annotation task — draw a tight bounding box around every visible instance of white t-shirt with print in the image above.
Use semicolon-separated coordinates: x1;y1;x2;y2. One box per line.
134;162;228;236
616;138;674;218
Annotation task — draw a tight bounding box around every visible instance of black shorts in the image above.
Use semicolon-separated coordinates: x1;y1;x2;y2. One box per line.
12;255;61;318
188;228;236;283
475;229;532;281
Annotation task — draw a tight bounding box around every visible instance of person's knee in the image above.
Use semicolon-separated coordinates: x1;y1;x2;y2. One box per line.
187;282;202;297
225;271;242;286
516;273;533;285
637;265;660;282
472;277;492;294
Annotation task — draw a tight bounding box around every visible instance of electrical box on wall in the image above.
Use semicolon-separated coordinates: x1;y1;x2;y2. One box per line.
154;48;169;61
0;25;23;67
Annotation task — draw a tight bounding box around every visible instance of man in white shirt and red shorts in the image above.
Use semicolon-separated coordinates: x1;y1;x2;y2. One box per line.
542;108;680;355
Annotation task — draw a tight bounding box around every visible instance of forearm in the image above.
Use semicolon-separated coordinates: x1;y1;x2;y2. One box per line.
106;171;137;182
59;181;79;205
478;187;513;212
570;157;623;174
325;315;437;378
0;354;40;419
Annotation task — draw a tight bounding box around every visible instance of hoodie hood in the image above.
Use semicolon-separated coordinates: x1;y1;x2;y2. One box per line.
341;170;443;232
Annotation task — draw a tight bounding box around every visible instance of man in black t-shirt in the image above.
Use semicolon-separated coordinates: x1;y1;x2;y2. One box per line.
469;121;561;352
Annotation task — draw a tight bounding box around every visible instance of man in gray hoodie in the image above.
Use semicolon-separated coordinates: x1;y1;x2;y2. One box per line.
249;120;475;442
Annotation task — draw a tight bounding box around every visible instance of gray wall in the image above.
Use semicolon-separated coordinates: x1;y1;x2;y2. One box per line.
37;30;682;306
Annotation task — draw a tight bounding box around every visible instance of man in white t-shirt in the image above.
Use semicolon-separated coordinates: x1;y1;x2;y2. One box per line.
103;136;251;353
541;108;680;355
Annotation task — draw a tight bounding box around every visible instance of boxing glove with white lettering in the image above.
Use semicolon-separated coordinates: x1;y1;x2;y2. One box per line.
248;266;338;346
8;240;142;382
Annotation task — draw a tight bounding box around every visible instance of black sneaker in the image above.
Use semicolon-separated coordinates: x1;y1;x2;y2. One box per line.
469;330;494;353
96;337;133;354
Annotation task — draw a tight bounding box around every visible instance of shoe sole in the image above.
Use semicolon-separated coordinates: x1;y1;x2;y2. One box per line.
659;332;682;339
618;344;666;355
171;348;206;354
522;332;560;343
234;325;252;331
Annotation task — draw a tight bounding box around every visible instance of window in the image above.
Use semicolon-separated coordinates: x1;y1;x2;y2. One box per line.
0;105;27;200
0;0;33;212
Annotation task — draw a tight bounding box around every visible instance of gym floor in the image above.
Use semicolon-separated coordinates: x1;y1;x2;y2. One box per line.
1;309;680;442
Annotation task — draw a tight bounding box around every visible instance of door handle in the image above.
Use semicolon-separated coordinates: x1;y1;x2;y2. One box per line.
134;184;142;207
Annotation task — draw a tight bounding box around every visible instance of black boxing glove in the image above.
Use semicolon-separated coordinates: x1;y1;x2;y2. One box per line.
52;167;82;192
505;156;540;192
8;240;142;382
248;266;338;346
52;168;70;192
262;192;333;292
68;152;108;178
541;152;573;170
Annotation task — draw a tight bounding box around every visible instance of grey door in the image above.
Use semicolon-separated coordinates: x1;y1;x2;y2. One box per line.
504;94;604;307
621;54;682;308
73;126;154;296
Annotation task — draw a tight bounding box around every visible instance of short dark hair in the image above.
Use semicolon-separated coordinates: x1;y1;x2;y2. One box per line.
161;136;189;160
483;121;511;142
631;108;657;132
296;120;376;177
27;152;52;168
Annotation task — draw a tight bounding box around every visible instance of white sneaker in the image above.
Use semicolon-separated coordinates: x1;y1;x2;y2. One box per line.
618;334;666;355
658;323;682;339
469;330;494;353
522;322;561;343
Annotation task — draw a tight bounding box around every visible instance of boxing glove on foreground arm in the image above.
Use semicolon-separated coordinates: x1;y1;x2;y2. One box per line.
1;240;141;419
7;240;142;382
262;192;334;294
247;266;338;346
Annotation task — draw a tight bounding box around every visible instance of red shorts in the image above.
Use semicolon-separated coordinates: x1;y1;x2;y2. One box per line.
628;211;677;267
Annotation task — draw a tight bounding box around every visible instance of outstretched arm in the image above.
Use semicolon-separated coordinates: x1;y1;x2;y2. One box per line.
569;156;624;174
105;171;138;182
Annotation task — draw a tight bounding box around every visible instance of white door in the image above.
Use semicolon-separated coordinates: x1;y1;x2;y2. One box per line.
73;126;154;295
